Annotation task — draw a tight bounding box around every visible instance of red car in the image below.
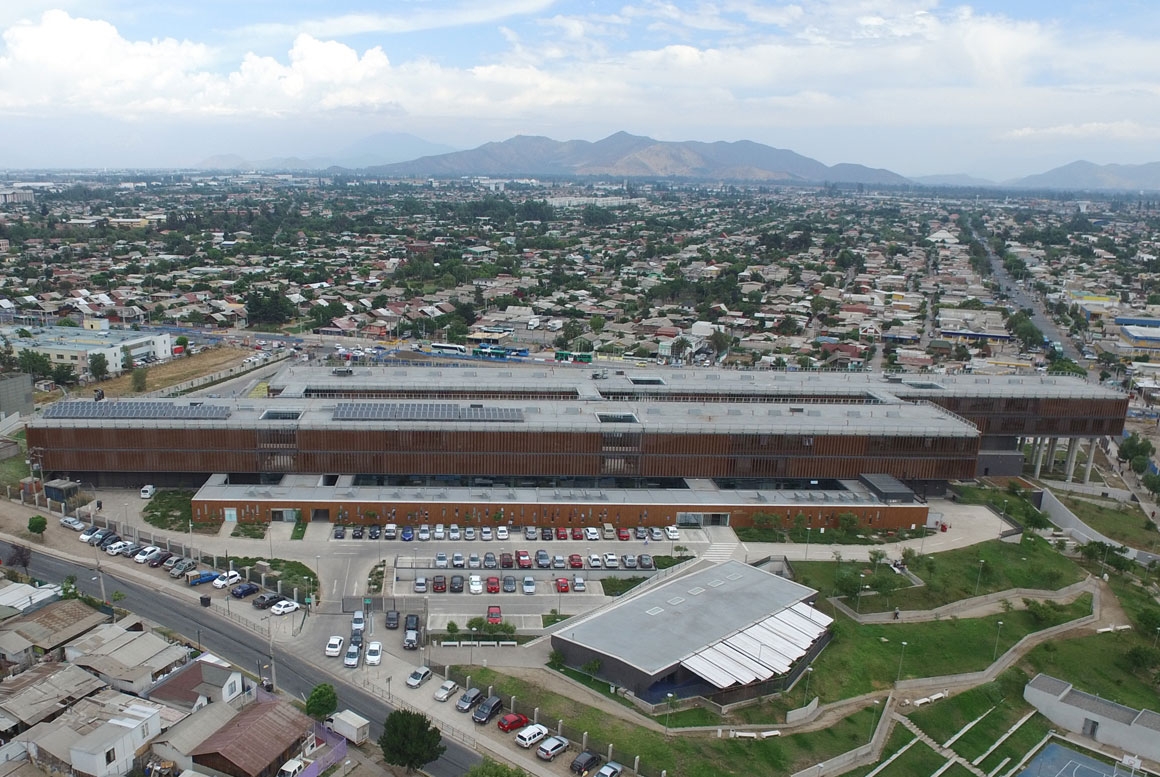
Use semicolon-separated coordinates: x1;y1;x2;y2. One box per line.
568;554;584;569
433;575;447;593
555;578;570;593
487;605;502;624
571;527;584;540
497;713;529;732
516;550;533;569
486;576;500;593
617;528;631;541
500;552;514;568
555;527;569;540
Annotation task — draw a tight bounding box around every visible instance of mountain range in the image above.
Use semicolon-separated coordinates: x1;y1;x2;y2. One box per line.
197;130;1160;191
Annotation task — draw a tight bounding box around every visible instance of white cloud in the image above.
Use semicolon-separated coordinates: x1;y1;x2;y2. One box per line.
1005;121;1160;141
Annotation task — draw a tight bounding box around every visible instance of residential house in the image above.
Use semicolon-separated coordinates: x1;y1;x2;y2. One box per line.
146;656;246;713
0;663;107;736
66;623;190;696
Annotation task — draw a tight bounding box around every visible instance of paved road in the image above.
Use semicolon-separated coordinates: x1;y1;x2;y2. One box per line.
1;539;483;777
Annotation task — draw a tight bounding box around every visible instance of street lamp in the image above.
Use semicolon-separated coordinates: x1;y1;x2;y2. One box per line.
974;559;985;596
315;555;321;605
665;692;674;736
805;527;812;561
993;621;1004;661
867;699;881;743
857;574;866;613
469;627;477;666
896;642;908;682
804;666;814;699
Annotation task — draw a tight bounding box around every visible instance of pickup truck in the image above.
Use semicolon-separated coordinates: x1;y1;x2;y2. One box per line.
187;570;218;586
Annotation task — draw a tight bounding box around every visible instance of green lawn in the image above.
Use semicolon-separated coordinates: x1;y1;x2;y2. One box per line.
1058;494;1160;553
844;727;919;777
1020;633;1159;712
792;535;1083;614
142;489;223;533
975;713;1052;775
806;596;1091;701
466;667;886;777
601;576;648;596
908;670;1029;744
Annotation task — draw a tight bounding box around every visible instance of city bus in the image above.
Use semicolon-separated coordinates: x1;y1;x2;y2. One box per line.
430;343;467;355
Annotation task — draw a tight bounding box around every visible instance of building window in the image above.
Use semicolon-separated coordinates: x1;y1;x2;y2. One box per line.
227;680;237;696
105;748;116;765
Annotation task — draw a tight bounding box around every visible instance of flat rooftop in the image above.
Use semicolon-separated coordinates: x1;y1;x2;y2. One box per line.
0;325;160;353
32;396;978;437
193;475;912;511
555;559;821;676
267;363;1123;403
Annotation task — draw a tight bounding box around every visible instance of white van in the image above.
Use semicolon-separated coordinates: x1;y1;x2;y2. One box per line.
602;523;616;540
140;485;156;499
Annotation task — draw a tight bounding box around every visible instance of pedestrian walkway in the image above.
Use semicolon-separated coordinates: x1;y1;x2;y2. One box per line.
894;715;987;777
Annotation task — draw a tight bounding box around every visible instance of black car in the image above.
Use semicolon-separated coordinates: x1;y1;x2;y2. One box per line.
535;550;551;568
385;610;400;629
570;752;602;774
231;582;260;598
404;613;420;631
333;525;346;539
253;592;284;609
368;525;382;540
148;550;174;568
502;575;517;593
352;526;364;539
97;533;122;549
350;631;364;649
450;575;464;593
540;527;553;541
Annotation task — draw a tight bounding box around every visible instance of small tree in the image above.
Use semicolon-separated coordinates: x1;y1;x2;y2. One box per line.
868;549;887;574
88;352;109;381
131;367;148;392
27;514;47;538
8;544;31;574
446;621;460;636
379;710;445;773
305;683;338;720
175;336;189;354
463;759;529;777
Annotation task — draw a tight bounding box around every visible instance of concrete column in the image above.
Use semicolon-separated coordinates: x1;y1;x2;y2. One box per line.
1033;437;1046;479
1045;437;1059;473
1064;437;1079;482
1083;440;1097;483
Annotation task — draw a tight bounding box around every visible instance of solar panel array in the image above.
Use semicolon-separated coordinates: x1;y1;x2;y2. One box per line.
334;402;524;423
44;401;232;420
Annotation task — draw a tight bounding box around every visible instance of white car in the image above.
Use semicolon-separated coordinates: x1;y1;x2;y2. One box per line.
434;552;449;569
325;636;344;657
213;570;242;588
418;524;431;541
665;525;680;540
134;546;160;564
584;527;600;541
434;524;446;540
522;576;536;595
516;723;549;748
79;526;102;543
496;526;509;540
105;540;131;556
468;575;483;595
139;485;156;499
480;526;493;541
434;680;459;702
588;554;603;568
464;526;476;541
271;600;301;615
449;524;461;540
603;552;619;569
60;516;86;531
366;641;382;666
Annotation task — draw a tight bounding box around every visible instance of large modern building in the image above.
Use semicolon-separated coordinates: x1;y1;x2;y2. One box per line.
550;559;831;703
24;364;1126;531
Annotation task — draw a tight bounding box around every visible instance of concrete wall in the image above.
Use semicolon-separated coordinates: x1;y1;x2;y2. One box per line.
1025;680;1160;763
0;374;33;417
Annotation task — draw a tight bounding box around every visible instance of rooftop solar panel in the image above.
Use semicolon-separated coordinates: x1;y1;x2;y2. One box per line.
333;402;524;423
43;401;232;420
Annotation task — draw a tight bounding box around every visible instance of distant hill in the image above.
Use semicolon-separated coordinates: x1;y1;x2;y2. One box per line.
195;132;457;171
911;173;998;187
1006;160;1160;191
366;131;911;184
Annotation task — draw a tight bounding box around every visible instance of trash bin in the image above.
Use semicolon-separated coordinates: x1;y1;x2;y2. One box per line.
200;596;210;608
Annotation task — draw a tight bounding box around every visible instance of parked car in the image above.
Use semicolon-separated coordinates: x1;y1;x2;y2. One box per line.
497;713;529;732
516;551;532;569
473;695;503;724
638;554;654;569
622;554;638;570
522;576;536;595
487;605;502;624
433;523;446;540
448;524;461;540
500;552;514;568
571;527;584;540
271;600;300;615
569;554;584;569
231;582;260;598
617;528;631;541
464;527;476;541
414;577;428;593
135;546;162;564
351;526;364;539
385;610;400;629
537;736;570;761
649;527;663;541
596;762;625;777
588;554;602;568
162;554;182;569
170;558;197;577
352;610;366;632
417;525;431;541
450;575;464;593
333;525;346;539
483;552;497;569
434;680;459;702
213;570;242;588
516;724;549;748
366;641;382;666
403;629;419;650
452;552;465;568
468;575;483;595
503;575;517;593
405;613;420;631
435;552;449;568
253;592;284;608
496;526;509;540
343;644;360;668
103;541;131;556
401;526;414;541
486;576;500;594
406;666;432;688
79;526;105;543
524;526;537;540
480;526;493;541
384;524;398;539
149;550;174;568
664;526;680;540
571;752;603;774
118;542;143;558
325;636;345;657
368;524;382;539
535;550;551;568
573;576;586;592
187;570;217;586
433;575;447;593
603;552;619;568
555;527;568;540
455;688;484;712
584;527;600;541
635;526;648;540
541;527;553;541
97;533;122;549
468;553;481;569
555;578;570;593
60;516;86;531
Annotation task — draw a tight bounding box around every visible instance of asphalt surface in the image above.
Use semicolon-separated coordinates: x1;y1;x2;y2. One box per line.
2;539;482;777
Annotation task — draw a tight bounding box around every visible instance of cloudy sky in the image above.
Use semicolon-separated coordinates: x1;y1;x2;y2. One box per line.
1;0;1158;179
